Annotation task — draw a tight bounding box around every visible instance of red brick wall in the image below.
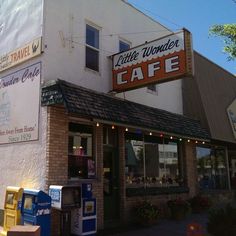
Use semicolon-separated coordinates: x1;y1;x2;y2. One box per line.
118;128;126;222
46;106;68;189
46;106;68;236
46;106;104;234
183;141;198;197
46;106;199;233
92;124;104;230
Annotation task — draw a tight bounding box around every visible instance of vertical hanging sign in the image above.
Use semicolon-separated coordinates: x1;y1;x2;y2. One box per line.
112;29;194;92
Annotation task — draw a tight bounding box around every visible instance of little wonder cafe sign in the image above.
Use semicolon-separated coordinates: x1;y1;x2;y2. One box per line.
112;29;194;92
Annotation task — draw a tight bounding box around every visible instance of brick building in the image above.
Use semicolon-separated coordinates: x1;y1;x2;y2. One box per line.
0;0;235;235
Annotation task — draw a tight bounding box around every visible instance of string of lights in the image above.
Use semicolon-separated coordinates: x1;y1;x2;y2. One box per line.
95;122;207;145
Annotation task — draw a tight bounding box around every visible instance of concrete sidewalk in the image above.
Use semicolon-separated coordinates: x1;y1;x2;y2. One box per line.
104;213;209;236
0;213;209;236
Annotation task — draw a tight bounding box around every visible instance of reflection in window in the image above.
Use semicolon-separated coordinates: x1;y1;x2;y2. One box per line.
24;196;33;210
125;140;144;185
6;193;14;205
147;84;157;91
119;40;130;52
125;133;182;188
103;126;117;146
197;146;228;189
230;157;236;189
68;123;95;179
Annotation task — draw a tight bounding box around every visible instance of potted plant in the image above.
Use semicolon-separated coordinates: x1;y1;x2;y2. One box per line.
134;200;159;226
167;198;191;220
189;195;211;213
207;204;236;236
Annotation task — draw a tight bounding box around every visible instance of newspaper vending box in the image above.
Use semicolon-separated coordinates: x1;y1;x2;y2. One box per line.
21;189;51;236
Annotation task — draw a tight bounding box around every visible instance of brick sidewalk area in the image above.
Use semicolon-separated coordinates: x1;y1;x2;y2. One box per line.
0;213;209;235
105;213;209;236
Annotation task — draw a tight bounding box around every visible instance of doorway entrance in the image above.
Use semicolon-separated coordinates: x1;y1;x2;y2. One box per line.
103;127;120;222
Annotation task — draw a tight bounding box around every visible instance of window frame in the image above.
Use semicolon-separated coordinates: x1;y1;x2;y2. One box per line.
147;84;158;95
85;22;101;72
125;132;185;194
68;122;96;180
196;145;229;190
119;38;131;52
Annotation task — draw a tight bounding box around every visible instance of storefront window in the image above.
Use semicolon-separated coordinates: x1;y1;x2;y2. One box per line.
68;123;95;179
197;146;228;189
125;139;144;186
230;155;236;189
125;133;182;188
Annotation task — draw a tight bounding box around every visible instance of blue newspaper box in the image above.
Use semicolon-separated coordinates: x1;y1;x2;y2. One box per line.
21;189;51;236
71;183;97;236
81;183;92;199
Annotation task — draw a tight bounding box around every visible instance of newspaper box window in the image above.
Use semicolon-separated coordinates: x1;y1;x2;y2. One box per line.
21;189;51;236
0;186;23;236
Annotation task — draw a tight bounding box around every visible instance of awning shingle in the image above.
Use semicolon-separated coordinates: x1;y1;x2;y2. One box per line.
41;79;210;140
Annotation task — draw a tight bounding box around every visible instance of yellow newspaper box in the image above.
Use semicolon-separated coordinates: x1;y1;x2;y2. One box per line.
0;187;24;236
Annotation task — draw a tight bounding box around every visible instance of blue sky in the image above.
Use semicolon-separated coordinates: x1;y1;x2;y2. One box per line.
127;0;236;75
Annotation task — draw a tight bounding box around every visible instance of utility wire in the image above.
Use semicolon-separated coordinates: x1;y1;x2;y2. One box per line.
71;29;178;39
63;28;181;55
64;38;117;55
128;1;183;30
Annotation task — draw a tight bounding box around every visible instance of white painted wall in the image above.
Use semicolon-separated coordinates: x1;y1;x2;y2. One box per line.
0;106;47;209
0;0;43;55
0;0;184;209
0;0;46;209
42;0;183;114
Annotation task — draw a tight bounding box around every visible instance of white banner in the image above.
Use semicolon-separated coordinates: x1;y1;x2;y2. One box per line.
0;0;43;56
0;63;41;144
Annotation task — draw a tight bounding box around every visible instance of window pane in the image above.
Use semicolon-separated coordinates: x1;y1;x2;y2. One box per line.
125;133;181;189
103;126;117;146
147;84;157;92
215;149;227;188
86;25;99;49
125;140;144;187
157;142;180;186
145;143;159;182
230;157;236;189
119;40;130;52
197;147;228;189
68;123;95;179
86;47;99;71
